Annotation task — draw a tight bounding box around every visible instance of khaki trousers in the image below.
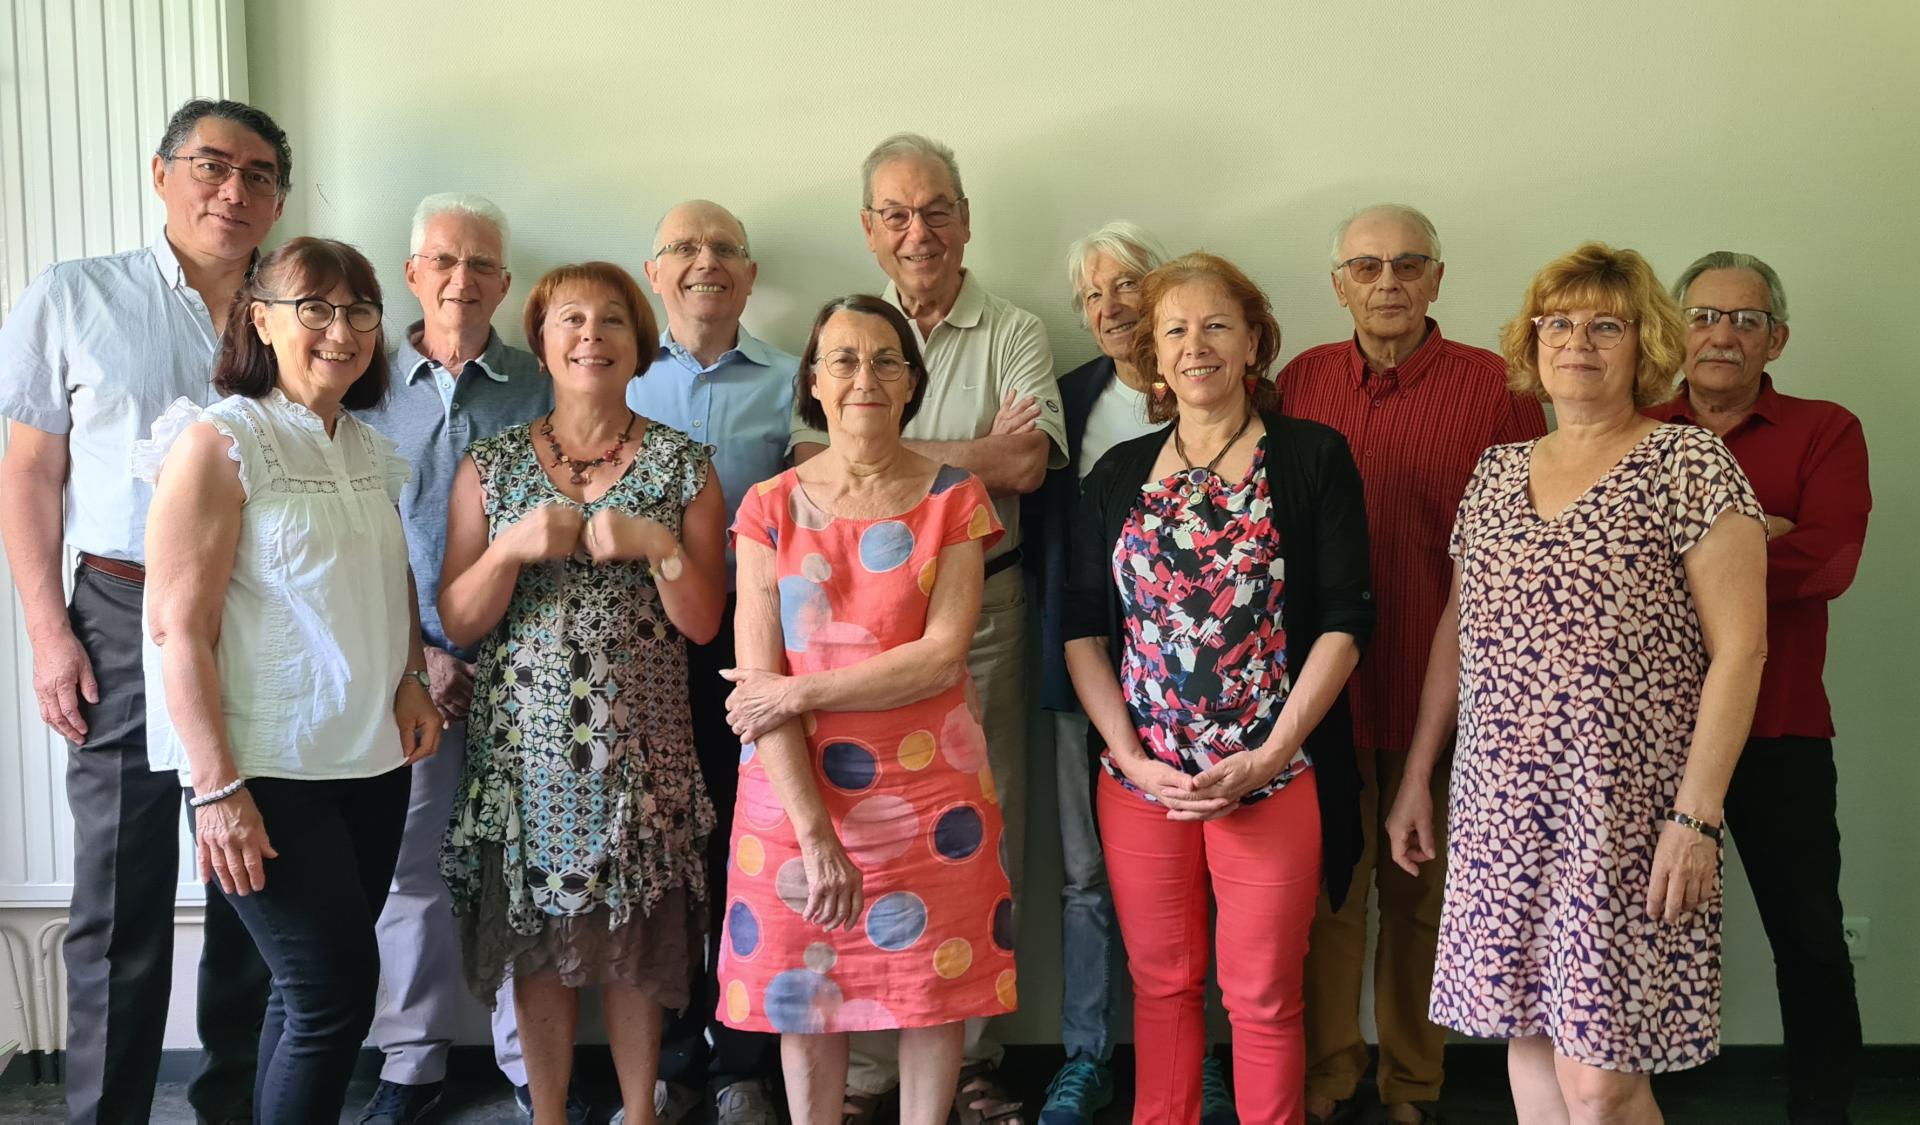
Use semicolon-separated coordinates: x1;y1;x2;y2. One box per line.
1302;747;1450;1106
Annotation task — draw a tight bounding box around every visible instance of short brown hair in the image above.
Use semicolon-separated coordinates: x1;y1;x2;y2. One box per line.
794;295;930;433
1501;241;1685;409
214;237;388;410
1129;252;1283;424
522;262;658;378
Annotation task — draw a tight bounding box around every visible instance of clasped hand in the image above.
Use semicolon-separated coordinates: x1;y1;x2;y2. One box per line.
500;502;674;566
1116;745;1273;821
718;667;798;743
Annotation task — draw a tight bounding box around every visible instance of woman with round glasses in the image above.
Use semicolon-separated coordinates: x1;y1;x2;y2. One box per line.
1064;253;1372;1124
1384;242;1767;1120
138;237;438;1123
712;295;1013;1125
437;261;727;1125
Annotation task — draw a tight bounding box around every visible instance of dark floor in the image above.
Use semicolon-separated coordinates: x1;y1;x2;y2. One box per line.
2;1045;1916;1122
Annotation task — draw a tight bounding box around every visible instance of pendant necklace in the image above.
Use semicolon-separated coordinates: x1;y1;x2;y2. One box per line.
1172;404;1255;519
541;410;637;485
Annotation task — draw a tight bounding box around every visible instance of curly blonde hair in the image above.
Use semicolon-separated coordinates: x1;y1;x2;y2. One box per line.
1500;241;1684;409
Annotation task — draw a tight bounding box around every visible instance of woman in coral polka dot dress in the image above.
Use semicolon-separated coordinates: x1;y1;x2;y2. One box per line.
714;296;1014;1125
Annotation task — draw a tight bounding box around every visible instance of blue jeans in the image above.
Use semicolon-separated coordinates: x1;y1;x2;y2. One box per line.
219;767;410;1123
1053;712;1117;1063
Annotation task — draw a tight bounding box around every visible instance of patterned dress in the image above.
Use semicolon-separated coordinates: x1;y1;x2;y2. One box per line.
1428;424;1763;1072
443;422;716;1002
1107;446;1309;804
715;466;1016;1032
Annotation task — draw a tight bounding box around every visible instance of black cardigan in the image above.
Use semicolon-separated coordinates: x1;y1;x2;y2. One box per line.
1063;410;1374;910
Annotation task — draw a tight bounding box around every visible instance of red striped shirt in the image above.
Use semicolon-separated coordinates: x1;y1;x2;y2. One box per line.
1644;376;1870;739
1277;320;1548;751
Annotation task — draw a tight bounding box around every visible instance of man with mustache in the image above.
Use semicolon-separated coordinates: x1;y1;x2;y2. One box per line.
352;193;555;1125
1276;204;1546;1125
0;98;285;1125
627;198;794;1125
791;131;1065;1125
1645;251;1870;1125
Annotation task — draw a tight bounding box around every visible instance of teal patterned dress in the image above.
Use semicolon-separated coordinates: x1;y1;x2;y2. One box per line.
443;421;716;1000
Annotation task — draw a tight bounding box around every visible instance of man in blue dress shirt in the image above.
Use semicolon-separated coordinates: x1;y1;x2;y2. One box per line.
627;199;796;1125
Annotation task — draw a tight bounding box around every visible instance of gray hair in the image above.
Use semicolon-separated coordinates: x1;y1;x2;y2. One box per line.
1671;251;1789;323
155;98;292;193
650;200;752;257
409;192;511;260
861;132;965;209
1065;221;1168;322
1329;203;1442;269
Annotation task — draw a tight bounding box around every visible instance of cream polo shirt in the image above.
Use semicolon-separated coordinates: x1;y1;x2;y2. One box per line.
789;271;1066;560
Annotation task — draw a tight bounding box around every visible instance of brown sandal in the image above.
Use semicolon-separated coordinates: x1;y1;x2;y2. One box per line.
842;1089;884;1125
953;1062;1026;1125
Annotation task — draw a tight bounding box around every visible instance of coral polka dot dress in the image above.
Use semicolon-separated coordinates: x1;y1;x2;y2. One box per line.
717;464;1017;1033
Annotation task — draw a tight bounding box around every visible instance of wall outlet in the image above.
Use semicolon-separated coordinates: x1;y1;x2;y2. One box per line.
1842;916;1870;960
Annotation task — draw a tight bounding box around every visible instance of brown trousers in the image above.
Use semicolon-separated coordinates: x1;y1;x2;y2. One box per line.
1302;747;1450;1106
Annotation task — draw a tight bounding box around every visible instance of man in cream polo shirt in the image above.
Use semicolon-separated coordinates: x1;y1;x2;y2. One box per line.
791;130;1064;1125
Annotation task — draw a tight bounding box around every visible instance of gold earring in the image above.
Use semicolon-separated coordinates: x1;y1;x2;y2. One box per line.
1151;380;1167;397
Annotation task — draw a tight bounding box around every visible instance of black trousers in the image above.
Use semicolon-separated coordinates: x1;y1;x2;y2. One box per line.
1723;735;1861;1124
658;597;778;1091
61;565;270;1125
219;769;410;1124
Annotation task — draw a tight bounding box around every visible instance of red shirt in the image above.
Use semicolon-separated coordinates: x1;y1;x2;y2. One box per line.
1277;321;1547;751
1644;376;1870;739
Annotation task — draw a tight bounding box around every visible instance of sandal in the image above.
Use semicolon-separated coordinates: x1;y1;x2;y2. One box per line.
842;1089;884;1125
954;1062;1026;1125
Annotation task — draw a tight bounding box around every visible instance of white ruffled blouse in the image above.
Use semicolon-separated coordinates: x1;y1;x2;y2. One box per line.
134;390;413;783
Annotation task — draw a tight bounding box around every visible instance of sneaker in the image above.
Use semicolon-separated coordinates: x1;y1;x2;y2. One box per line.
1038;1056;1115;1124
713;1078;780;1124
636;1080;702;1124
513;1083;593;1125
1200;1055;1237;1125
356;1079;443;1124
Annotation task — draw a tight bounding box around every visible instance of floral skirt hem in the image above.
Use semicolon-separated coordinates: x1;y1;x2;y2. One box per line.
454;842;703;1007
1426;1005;1721;1075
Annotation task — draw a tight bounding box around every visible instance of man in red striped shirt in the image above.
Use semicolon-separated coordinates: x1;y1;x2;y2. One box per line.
1646;252;1870;1125
1277;204;1547;1125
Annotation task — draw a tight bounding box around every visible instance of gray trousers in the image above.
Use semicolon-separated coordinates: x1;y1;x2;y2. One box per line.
61;565;269;1124
367;718;526;1086
847;565;1027;1095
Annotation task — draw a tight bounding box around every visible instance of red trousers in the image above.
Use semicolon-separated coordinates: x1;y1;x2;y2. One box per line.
1100;770;1322;1124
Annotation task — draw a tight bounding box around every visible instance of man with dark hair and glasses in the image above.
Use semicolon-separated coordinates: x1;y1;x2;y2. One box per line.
790;131;1064;1125
1645;251;1870;1125
1276;203;1546;1125
351;191;556;1125
0;96;283;1125
627;198;794;1125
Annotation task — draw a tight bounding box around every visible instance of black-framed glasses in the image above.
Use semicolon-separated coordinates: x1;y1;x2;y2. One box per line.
261;297;383;333
654;239;750;261
1684;306;1774;334
1338;253;1434;284
410;253;504;277
816;350;911;381
864;198;967;232
168;154;281;197
1532;314;1634;350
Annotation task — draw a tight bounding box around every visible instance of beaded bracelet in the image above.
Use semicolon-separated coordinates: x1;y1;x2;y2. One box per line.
189;777;247;808
1663;808;1723;842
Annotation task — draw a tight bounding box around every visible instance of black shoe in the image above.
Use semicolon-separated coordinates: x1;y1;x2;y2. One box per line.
513;1082;593;1125
357;1079;444;1125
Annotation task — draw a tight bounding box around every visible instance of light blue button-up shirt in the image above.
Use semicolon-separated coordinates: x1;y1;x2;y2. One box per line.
627;326;796;582
0;228;226;561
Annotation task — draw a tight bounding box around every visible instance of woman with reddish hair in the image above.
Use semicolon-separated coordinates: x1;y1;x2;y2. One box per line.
1065;252;1371;1123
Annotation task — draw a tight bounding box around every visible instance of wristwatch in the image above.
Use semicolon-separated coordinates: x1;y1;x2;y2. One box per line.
406;668;431;691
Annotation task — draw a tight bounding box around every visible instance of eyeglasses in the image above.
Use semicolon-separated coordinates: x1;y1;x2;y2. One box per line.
655;239;750;261
816;350;911;381
865;199;967;232
1532;314;1635;350
260;297;383;333
1338;253;1434;284
168;154;281;197
1684;306;1774;334
410;253;505;277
